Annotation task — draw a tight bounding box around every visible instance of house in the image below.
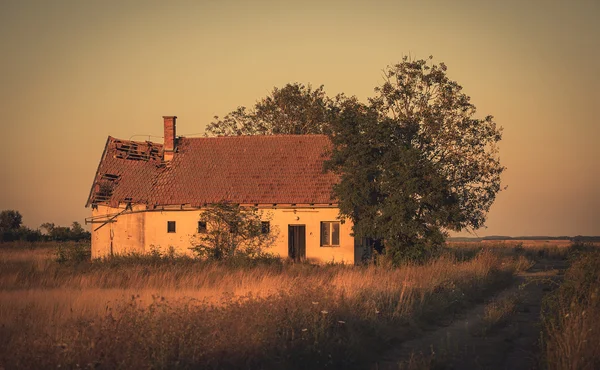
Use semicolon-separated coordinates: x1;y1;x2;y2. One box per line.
86;116;364;264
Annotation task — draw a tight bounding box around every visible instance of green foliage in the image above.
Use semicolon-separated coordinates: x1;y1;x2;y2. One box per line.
326;57;504;264
40;221;91;242
55;242;92;264
372;57;504;231
567;242;597;257
0;210;22;230
543;250;600;318
204;57;504;264
512;242;525;254
206;83;334;135
0;210;91;243
541;250;600;369
1;227;42;243
0;210;34;242
190;203;277;260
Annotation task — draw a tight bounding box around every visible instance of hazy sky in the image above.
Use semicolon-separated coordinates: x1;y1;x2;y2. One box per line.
0;0;598;236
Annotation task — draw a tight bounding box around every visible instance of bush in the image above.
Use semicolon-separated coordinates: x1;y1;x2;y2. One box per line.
0;227;43;243
190;204;277;261
0;210;91;243
55;242;92;264
41;222;91;242
512;242;525;254
541;250;600;370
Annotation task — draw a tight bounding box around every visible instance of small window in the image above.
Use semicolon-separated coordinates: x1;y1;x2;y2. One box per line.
320;221;340;247
261;221;270;234
198;221;207;233
167;221;176;233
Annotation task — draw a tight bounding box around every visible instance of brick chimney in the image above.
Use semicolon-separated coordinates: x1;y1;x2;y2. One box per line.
163;116;177;161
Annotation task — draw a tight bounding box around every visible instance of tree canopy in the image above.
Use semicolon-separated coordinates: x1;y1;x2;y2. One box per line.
0;210;22;230
371;57;504;232
207;57;505;262
205;83;333;136
326;57;504;262
39;221;90;242
0;211;91;243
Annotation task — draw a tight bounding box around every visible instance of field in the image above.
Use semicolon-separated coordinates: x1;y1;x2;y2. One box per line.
0;240;597;369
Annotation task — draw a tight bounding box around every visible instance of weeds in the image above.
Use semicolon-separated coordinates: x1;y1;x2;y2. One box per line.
446;240;582;263
398;352;436;370
0;245;527;369
3;241;585;369
541;250;600;370
55;242;91;264
476;293;519;336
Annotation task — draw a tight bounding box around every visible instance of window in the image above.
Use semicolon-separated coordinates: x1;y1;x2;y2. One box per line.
261;221;270;234
167;221;176;233
320;221;340;246
198;221;207;233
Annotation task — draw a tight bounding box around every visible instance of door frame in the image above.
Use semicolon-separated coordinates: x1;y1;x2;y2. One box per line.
287;224;306;262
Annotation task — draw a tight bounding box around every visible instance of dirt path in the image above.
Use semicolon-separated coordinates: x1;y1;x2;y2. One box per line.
373;259;568;370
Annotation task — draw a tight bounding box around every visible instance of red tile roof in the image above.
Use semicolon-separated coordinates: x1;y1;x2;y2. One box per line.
86;135;337;207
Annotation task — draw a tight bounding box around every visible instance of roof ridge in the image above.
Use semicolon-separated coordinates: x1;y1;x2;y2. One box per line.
108;136;164;147
107;134;330;145
182;134;329;140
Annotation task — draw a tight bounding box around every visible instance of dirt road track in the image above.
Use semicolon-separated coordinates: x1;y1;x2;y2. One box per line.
373;259;568;370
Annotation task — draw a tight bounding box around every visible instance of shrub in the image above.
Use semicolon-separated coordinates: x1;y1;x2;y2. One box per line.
0;227;43;243
41;222;91;242
541;250;600;370
190;204;277;260
512;242;524;254
55;242;91;264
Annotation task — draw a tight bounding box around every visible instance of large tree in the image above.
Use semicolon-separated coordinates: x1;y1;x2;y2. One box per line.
205;58;504;262
206;83;333;136
326;57;505;262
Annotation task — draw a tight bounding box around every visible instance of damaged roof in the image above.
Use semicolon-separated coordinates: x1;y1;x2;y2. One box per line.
86;135;338;207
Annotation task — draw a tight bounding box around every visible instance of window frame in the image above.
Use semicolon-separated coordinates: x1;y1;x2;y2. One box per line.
167;221;176;233
197;220;207;233
261;221;270;234
320;221;340;247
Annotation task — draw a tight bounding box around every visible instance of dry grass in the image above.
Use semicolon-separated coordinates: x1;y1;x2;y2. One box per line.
0;242;533;369
541;249;600;370
477;292;520;336
446;239;588;262
398;352;435;370
448;239;574;248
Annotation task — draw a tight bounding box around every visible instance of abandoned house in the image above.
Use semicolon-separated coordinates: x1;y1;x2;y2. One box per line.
86;116;364;264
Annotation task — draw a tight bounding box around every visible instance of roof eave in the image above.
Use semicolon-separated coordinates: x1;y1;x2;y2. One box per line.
85;136;112;208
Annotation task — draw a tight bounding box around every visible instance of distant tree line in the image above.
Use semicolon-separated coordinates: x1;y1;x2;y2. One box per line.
0;210;91;243
448;235;600;242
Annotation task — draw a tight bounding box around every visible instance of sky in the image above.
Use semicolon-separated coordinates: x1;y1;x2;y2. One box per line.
0;0;598;236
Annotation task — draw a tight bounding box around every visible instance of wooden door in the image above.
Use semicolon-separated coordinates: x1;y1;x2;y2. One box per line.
288;225;306;261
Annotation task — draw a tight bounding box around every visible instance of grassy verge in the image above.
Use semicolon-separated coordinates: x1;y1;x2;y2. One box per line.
541;248;600;370
0;244;530;369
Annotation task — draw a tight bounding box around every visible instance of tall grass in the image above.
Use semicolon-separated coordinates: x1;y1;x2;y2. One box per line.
0;244;528;369
477;292;519;336
446;240;577;261
541;248;600;370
